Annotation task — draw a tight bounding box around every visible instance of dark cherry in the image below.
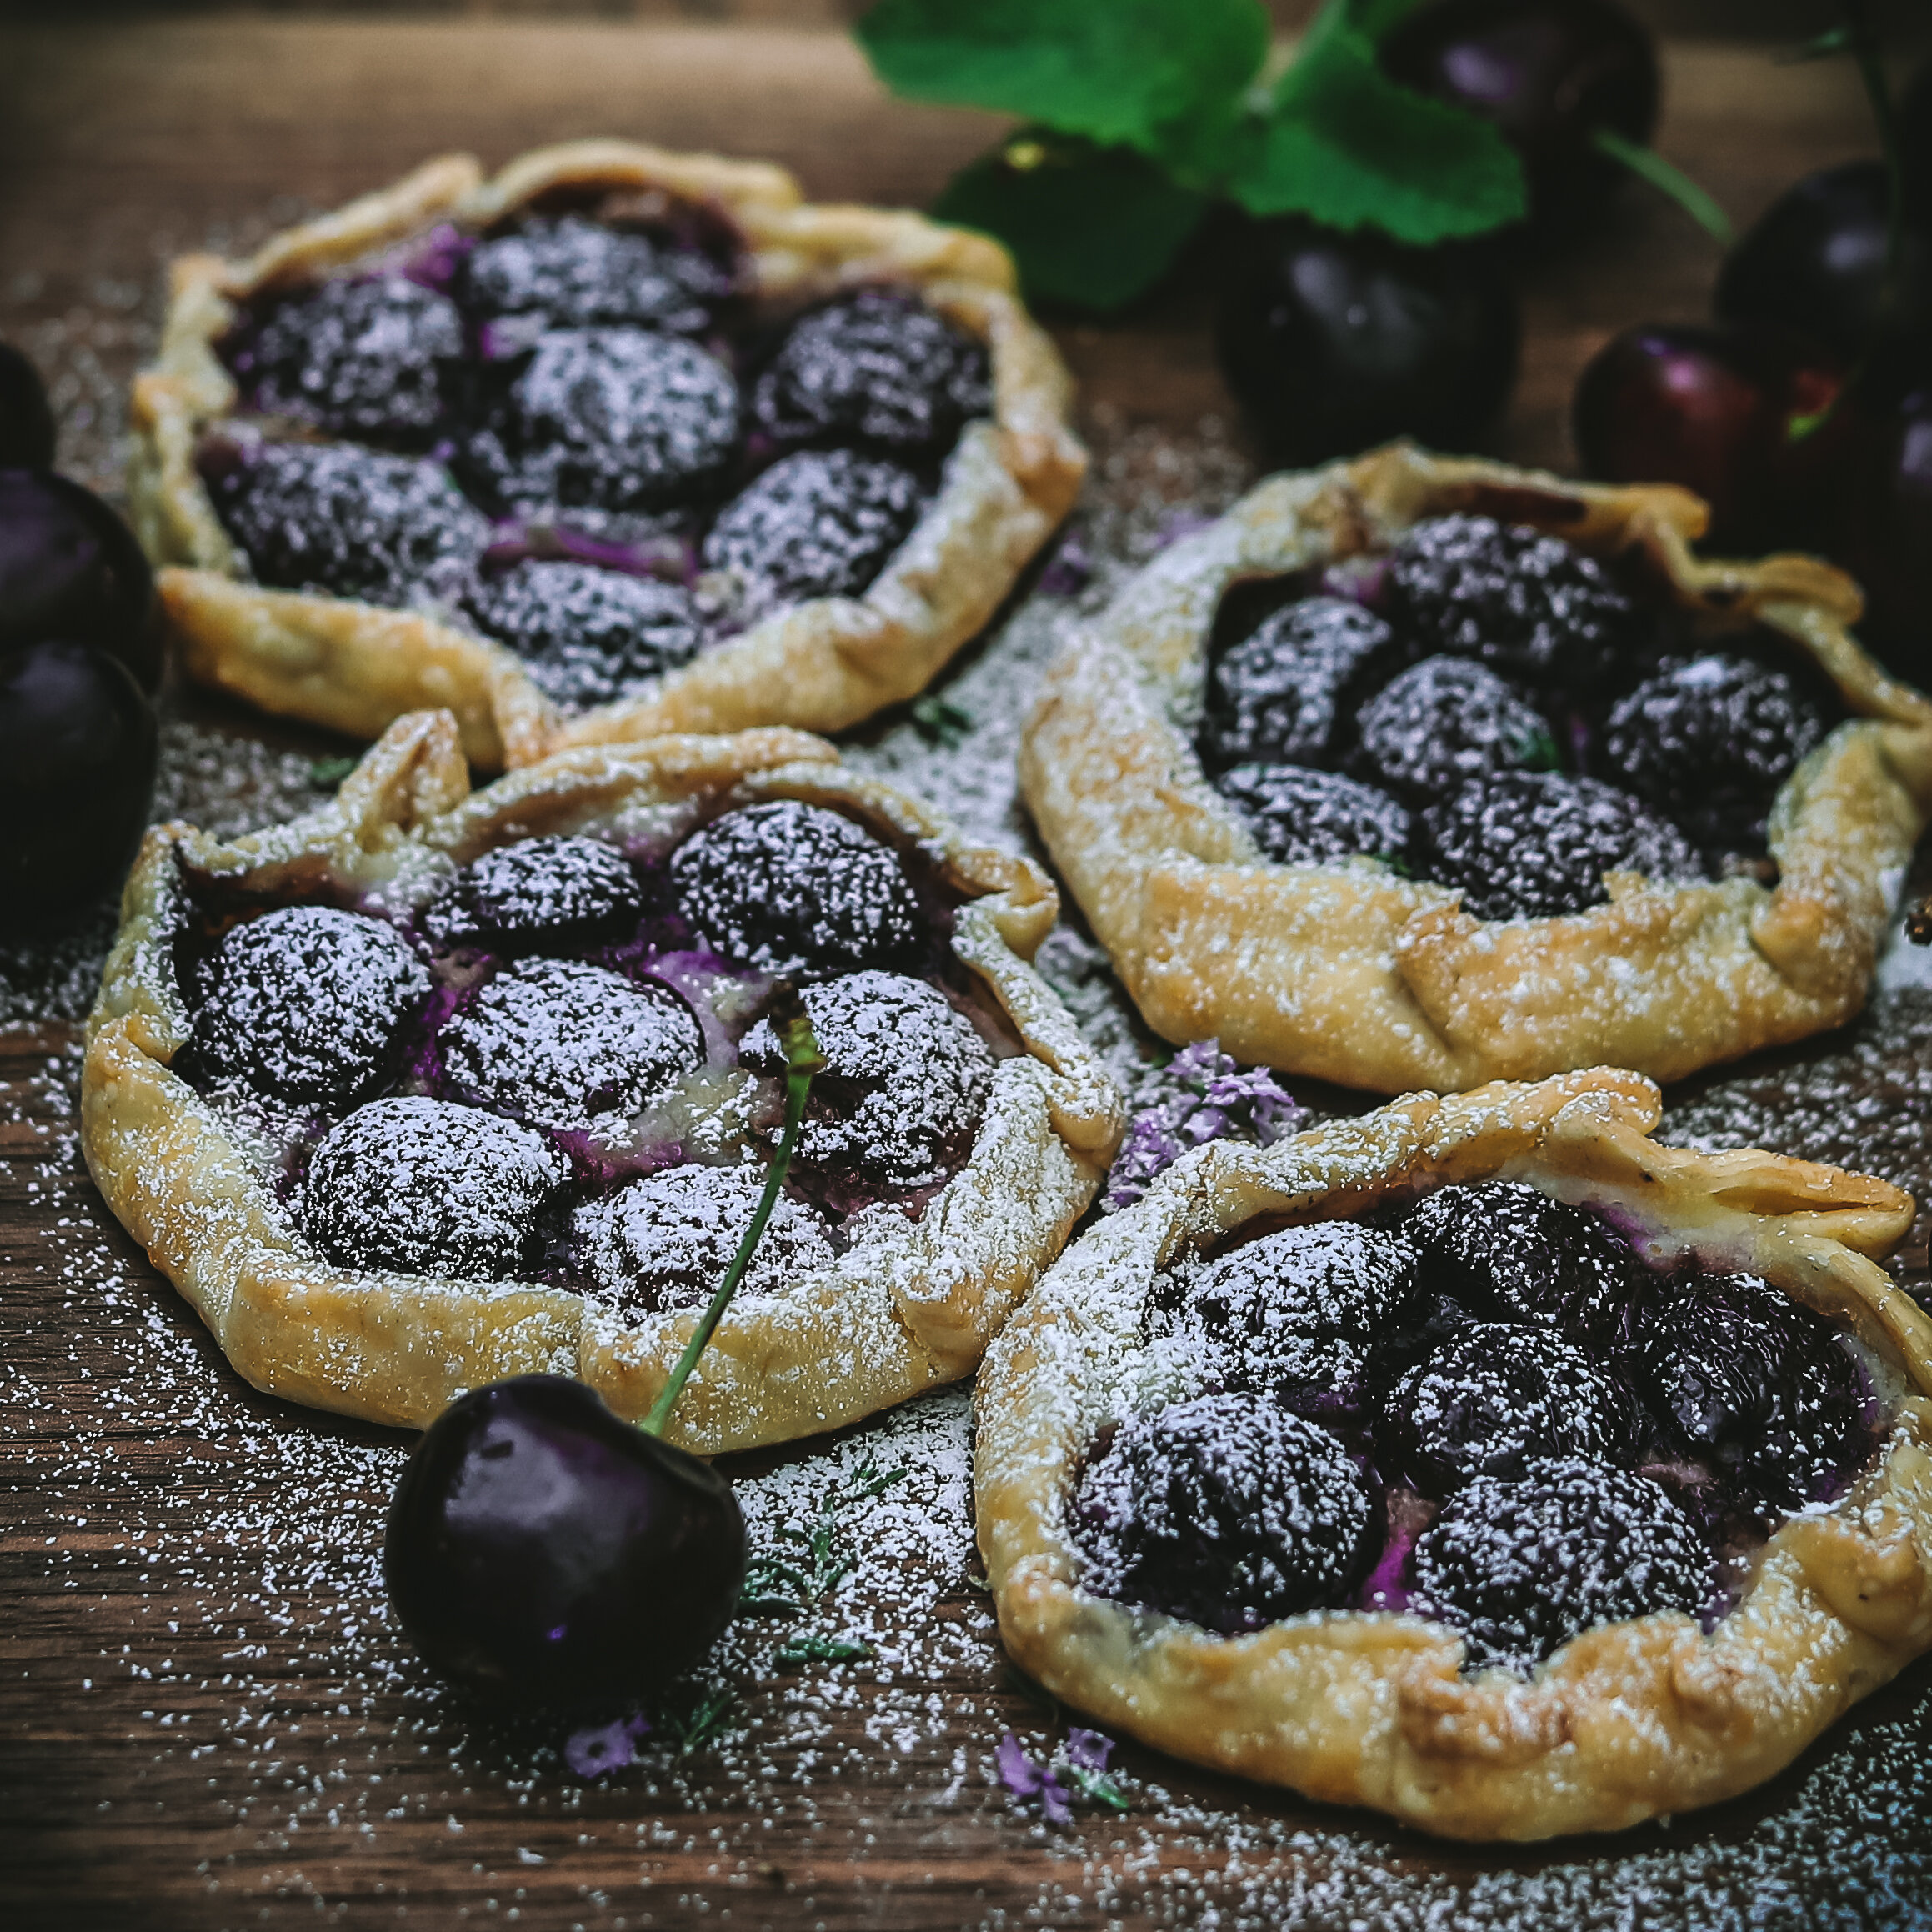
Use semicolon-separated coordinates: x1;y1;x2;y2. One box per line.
1572;321;1846;553
460;216;730;334
1715;162;1932;364
1602;654;1827;855
428;833;643;950
437;958;704;1132
0;638;158;923
1381;1322;1630;1492
1073;1392;1379;1634
1214;218;1519;466
1402;1180;1645;1345
574;1165;835;1314
1411;1455;1710;1674
752;289;991;457
1199;597;1404;772
1214;763;1411;868
1381;513;1645;693
0;469;160;688
1803;353;1932;680
1159;1222;1417;1411
0;341;56;469
1414;769;1703;919
1353;656;1553;802
243;276;467;443
462;328;741;515
206;437;488;608
700;448;924;611
1380;0;1659;238
300;1096;567;1279
1625;1269;1866;1527
195;905;432;1104
462;562;703;709
669;801;923;976
739;970;996;1191
384;1374;746;1702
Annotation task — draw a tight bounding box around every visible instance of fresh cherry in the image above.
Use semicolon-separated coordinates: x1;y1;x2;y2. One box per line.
384;1375;746;1704
1571;322;1845;551
0;470;160;688
1379;0;1659;238
0;638;158;923
1800;351;1932;680
1715;162;1932;363
1215;218;1519;465
0;342;55;469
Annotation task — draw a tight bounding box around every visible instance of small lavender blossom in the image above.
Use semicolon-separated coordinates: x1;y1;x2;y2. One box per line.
1104;1040;1306;1211
1064;1728;1113;1774
563;1712;651;1779
1039;535;1094;596
995;1732;1073;1825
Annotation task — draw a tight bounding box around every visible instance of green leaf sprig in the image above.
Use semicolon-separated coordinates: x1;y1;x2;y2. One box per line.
861;0;1523;311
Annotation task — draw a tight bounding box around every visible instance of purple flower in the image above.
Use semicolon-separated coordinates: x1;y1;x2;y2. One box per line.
994;1733;1073;1826
1064;1728;1113;1774
1039;535;1094;596
563;1712;651;1780
1104;1041;1307;1211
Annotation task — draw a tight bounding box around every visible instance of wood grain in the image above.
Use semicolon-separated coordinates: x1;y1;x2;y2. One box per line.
3;19;1930;1930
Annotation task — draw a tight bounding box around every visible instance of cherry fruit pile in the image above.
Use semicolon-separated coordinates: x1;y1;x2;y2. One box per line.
1077;1181;1876;1674
1575;58;1932;679
0;345;160;926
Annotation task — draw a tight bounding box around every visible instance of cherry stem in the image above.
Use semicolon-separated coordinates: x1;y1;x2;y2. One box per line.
1589;128;1734;246
640;1008;826;1439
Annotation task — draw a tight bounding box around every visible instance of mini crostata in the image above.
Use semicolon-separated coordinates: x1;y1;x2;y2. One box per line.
1019;443;1932;1094
129;141;1085;771
82;709;1122;1453
976;1069;1932;1841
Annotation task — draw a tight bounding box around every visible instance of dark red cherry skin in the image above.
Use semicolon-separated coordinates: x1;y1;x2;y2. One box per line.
1716;162;1932;364
0;343;56;469
1215;219;1519;465
1572;322;1845;552
0;470;161;689
1804;357;1932;682
0;638;158;924
383;1375;746;1704
1380;0;1659;238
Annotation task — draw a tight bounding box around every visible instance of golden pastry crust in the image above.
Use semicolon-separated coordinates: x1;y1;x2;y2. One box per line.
1019;443;1932;1094
130;140;1086;771
82;709;1123;1453
974;1069;1932;1841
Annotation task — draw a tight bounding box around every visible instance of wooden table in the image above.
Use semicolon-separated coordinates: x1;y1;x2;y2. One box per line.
4;19;1931;1929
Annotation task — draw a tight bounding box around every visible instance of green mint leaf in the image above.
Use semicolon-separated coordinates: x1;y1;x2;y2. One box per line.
775;1634;873;1667
909;692;976;747
308;754;359;788
933;133;1209;311
1066;1764;1131;1812
856;0;1269;156
1225;1;1525;242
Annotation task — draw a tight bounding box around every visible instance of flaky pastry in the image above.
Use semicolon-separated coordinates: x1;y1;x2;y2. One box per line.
1019;443;1932;1093
83;710;1122;1453
976;1068;1932;1840
130;141;1085;771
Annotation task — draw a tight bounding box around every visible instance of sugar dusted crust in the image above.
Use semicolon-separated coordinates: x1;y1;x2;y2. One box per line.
975;1069;1932;1840
129;141;1087;771
81;709;1123;1453
1019;443;1932;1093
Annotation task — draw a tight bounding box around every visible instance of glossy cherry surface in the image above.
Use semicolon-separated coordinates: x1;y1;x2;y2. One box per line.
1379;0;1659;237
0;469;160;688
1215;219;1519;465
1715;161;1932;363
0;638;158;923
1571;322;1844;551
383;1375;746;1703
0;342;55;469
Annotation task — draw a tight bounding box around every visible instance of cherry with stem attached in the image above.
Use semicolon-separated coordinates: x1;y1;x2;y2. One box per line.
383;1002;828;1705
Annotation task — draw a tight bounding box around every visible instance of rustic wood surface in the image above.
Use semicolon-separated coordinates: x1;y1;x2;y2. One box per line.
3;18;1932;1931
